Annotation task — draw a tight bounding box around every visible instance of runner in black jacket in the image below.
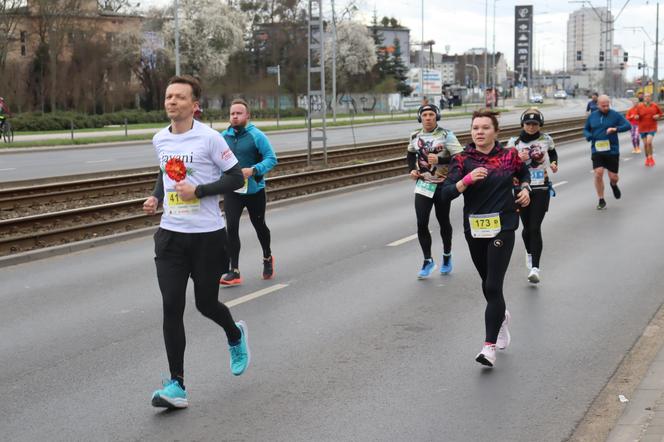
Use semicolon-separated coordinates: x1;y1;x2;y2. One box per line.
441;109;531;368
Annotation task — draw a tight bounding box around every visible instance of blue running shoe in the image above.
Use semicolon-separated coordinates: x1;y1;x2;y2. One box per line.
151;379;188;409
440;253;453;275
229;320;250;376
417;259;436;279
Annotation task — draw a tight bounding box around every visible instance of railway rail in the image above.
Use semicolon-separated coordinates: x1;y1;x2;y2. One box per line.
0;118;586;257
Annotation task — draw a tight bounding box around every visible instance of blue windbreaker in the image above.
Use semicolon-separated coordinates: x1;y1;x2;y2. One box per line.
221;123;278;194
583;109;631;155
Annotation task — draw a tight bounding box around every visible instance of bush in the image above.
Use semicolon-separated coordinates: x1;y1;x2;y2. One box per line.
10;107;307;132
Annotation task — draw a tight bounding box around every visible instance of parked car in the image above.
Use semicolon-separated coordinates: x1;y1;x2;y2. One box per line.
553;90;568;99
529;94;544;104
626;89;635;98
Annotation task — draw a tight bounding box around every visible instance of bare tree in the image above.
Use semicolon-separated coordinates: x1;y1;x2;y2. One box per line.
98;0;139;13
32;0;83;111
0;0;24;72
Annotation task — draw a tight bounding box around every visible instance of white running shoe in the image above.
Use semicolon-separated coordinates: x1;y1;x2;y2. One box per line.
496;310;511;350
475;344;496;367
526;253;533;270
528;267;540;284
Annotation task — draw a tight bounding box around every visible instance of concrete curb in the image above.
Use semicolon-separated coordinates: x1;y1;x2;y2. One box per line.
0;107;525;154
0;174;408;268
569;302;664;441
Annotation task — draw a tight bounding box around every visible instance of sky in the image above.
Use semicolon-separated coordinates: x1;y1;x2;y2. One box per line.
141;0;663;80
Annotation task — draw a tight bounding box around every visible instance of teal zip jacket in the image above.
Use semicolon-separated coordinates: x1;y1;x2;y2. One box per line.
583;109;631;155
221;123;278;194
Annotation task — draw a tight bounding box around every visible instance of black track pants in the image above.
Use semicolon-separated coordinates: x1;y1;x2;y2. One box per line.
519;189;550;268
224;189;272;270
154;228;241;380
415;186;453;260
465;230;515;344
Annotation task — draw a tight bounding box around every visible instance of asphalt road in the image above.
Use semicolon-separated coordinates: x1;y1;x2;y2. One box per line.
1;133;663;441
0;99;630;183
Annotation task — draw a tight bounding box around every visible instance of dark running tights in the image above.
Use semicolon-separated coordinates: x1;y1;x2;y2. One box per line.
519;189;550;268
154;228;241;380
224;189;272;270
415;188;452;260
465;230;515;344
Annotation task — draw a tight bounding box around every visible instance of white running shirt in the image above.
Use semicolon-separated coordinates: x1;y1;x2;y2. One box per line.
153;120;238;233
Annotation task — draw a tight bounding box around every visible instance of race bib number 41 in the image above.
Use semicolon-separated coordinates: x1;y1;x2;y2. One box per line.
166;191;200;215
469;213;501;238
595;140;611;152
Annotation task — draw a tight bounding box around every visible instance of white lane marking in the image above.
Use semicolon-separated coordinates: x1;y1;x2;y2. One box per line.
387;233;418;247
227;283;289;308
623;157;632;162
552;181;568;188
86;159;112;164
0;167;16;171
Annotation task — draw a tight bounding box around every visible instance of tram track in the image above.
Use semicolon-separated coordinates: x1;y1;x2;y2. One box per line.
0;118;586;257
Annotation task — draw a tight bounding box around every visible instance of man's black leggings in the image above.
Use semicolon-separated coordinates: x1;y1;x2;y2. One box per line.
519;189;550;268
224;189;271;270
154;228;241;380
415;187;453;260
464;230;515;344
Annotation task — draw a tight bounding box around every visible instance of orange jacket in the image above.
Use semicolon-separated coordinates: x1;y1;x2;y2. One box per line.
626;106;639;125
636;102;663;133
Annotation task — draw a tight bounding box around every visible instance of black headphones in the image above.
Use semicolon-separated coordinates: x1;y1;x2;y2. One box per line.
520;108;544;127
417;104;441;123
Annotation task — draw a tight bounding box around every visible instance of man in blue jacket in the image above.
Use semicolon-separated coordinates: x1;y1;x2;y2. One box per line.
220;98;278;285
583;95;631;210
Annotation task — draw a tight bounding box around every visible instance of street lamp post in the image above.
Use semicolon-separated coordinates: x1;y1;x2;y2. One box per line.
174;0;180;76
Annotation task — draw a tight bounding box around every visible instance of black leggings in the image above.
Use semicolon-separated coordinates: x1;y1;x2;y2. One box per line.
154;228;241;380
465;230;515;344
415;187;452;259
224;189;272;270
519;189;550;268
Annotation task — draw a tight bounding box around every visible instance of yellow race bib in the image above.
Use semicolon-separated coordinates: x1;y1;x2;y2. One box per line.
469;213;501;238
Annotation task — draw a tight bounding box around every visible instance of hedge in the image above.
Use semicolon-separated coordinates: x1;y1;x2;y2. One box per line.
10;108;308;132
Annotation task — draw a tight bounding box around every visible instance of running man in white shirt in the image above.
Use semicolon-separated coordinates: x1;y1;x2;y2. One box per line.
143;75;249;409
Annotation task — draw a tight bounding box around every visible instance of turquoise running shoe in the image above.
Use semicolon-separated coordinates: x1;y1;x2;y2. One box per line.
417;258;436;279
151;379;188;409
229;320;250;376
440;253;453;275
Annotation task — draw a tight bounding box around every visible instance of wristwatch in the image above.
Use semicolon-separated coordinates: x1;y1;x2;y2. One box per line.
520;183;532;192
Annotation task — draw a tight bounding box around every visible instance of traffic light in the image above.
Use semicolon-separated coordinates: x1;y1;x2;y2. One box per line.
623;52;629;62
576;50;582;61
599;50;605;62
582;64;587;71
599;63;604;71
620;62;625;70
638;62;643;69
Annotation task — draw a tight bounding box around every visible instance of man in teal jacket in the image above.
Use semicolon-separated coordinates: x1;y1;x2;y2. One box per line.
583;95;631;210
220;98;278;285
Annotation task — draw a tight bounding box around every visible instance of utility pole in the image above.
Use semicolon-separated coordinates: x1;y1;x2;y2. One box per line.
331;0;337;123
655;1;660;97
492;0;497;89
174;0;180;76
420;0;424;99
484;0;488;90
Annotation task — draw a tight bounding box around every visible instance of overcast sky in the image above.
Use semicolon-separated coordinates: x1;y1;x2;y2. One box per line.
142;0;661;80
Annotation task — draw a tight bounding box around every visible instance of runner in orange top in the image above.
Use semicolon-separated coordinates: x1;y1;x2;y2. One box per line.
634;93;663;166
625;100;641;154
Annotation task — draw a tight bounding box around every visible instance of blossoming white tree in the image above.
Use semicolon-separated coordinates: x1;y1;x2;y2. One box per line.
326;20;377;89
163;0;245;78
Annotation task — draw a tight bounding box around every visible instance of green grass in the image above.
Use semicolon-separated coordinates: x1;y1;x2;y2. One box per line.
1;107;509;149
